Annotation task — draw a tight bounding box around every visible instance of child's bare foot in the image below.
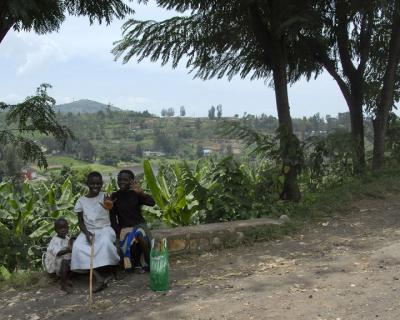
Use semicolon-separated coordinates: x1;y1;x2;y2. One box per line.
93;281;107;293
61;284;73;294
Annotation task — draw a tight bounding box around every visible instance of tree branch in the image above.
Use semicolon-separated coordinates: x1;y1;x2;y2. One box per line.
358;9;373;75
321;54;353;108
335;0;357;80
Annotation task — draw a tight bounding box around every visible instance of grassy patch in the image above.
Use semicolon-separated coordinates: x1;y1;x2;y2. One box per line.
46;155;89;167
287;167;400;228
0;270;51;291
37;155;118;174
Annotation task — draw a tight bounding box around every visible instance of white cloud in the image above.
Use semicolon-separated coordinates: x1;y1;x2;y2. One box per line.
16;36;68;75
1;93;23;104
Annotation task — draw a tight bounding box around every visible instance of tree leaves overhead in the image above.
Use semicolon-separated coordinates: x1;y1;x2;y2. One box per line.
0;0;134;34
113;0;321;83
0;84;74;169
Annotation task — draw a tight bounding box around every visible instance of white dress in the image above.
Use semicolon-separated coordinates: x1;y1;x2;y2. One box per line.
44;235;71;275
71;192;120;270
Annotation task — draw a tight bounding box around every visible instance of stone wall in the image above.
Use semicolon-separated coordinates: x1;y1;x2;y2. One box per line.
152;217;286;255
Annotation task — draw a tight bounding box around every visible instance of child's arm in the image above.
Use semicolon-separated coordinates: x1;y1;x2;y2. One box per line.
131;182;156;206
56;248;71;257
109;196;121;240
77;212;93;243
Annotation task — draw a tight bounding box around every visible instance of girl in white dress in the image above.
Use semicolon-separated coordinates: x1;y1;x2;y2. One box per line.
44;217;73;293
71;171;120;292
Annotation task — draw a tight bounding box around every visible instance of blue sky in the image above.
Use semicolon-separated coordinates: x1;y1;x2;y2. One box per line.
0;3;349;118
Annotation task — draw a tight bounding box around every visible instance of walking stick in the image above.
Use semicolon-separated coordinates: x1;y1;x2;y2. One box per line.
89;234;95;305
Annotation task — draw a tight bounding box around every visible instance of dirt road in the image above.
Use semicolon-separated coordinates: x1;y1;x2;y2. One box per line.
2;194;400;320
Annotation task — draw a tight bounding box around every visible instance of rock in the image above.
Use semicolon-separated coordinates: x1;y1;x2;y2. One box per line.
212;237;222;248
279;215;290;223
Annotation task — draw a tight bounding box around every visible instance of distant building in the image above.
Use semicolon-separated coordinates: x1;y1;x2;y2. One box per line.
143;151;166;157
203;149;212;156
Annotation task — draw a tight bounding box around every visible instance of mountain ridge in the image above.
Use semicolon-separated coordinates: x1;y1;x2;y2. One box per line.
55;99;122;114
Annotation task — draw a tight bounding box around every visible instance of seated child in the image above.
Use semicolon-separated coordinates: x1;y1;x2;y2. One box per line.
44;217;73;293
110;169;155;272
70;171;120;292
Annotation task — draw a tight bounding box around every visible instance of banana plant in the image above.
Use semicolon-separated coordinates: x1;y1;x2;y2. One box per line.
143;159;207;226
0;181;36;237
29;178;81;239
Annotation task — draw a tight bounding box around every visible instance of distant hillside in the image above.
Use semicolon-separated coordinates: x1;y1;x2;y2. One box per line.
55;99;122;114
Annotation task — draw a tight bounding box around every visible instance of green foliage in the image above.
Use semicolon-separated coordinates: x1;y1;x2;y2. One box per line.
303;130;354;190
385;117;400;163
143;159;207;226
1;0;134;36
0;177;83;273
113;0;319;82
0;84;73;169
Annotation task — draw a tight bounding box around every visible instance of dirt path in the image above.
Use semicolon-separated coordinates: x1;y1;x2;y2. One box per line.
2;194;400;320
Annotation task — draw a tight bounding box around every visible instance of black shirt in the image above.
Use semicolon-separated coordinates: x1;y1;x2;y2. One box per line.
110;190;155;236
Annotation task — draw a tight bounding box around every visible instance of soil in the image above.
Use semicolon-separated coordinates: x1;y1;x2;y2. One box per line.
2;194;400;320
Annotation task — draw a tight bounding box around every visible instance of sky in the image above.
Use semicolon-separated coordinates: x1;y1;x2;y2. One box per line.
0;3;350;118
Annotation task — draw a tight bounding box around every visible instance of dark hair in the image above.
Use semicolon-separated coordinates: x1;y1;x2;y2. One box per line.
118;169;135;180
87;171;102;183
54;217;68;229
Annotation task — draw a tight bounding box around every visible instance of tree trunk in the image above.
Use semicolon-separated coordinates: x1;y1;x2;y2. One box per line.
271;44;301;202
246;2;300;201
372;114;386;170
348;84;366;174
372;0;400;171
320;57;366;174
0;23;12;44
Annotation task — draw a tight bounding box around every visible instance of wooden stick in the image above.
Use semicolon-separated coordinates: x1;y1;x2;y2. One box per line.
89;234;95;305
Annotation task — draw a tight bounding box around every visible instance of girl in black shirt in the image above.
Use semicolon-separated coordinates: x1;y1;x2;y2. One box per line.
110;170;155;271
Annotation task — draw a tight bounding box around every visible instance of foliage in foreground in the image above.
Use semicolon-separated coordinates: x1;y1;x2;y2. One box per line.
2;126;400;276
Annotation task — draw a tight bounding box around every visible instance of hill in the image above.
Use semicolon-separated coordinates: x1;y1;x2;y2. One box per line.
55;99;122;114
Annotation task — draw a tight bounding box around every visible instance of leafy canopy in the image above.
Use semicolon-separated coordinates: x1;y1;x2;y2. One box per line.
1;0;134;34
0;84;73;169
113;0;321;83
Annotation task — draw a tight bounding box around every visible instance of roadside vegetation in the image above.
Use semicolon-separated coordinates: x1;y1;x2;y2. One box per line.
2;0;400;287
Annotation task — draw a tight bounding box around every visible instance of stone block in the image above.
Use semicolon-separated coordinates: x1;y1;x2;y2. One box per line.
199;238;210;250
212;237;222;248
168;238;187;253
189;239;198;252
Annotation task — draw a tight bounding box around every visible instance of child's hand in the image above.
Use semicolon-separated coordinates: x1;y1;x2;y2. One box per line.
131;181;143;193
100;196;116;210
84;231;94;244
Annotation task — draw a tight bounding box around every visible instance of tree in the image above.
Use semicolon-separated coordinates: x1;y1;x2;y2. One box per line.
310;0;400;172
208;106;216;120
161;108;167;117
0;84;73;168
368;0;400;170
195;118;201;130
167;107;175;117
135;143;143;157
196;144;204;158
0;144;24;182
0;0;133;44
309;1;373;172
113;0;320;201
216;104;223;119
77;138;96;162
180;105;186;117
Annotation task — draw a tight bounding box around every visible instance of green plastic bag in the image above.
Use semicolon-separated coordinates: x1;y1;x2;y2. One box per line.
150;238;169;292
